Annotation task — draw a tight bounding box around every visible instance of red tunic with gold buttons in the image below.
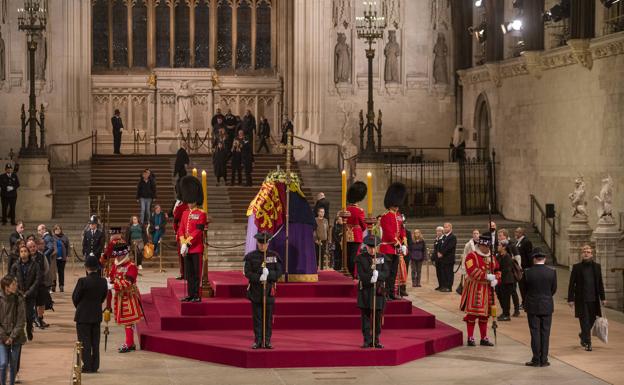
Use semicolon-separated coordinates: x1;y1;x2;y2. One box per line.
460;250;501;317
379;210;406;255
109;257;143;325
177;207;207;254
345;204;366;243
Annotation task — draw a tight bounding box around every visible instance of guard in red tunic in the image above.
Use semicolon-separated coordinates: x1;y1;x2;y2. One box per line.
100;227;123;275
379;182;407;300
177;176;207;302
171;187;189;280
345;181;367;277
107;240;144;353
460;235;501;346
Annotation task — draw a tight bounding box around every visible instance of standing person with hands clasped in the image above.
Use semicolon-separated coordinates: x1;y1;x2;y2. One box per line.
244;232;283;349
72;255;108;373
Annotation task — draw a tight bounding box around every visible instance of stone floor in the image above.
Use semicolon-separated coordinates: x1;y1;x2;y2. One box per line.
19;263;624;385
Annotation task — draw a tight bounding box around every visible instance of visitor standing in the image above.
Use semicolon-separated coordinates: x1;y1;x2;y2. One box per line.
111;109;124;155
0;164;19;226
52;225;69;293
136;169;156;224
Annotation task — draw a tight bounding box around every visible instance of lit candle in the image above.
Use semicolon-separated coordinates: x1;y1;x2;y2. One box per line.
201;170;208;213
366;172;373;216
341;170;347;210
192;168;198;178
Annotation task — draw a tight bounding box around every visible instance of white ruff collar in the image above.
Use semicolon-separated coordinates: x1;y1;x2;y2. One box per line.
475;249;491;257
115;256;130;266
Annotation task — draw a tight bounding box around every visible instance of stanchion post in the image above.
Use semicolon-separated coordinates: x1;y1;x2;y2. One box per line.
158;240;165;273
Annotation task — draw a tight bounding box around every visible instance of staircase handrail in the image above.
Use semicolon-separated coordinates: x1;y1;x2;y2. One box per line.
530;194;557;264
292;135;344;171
48;132;95;169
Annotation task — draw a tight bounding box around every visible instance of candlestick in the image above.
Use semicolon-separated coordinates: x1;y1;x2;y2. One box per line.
201;170;208;213
366;171;373;216
192;168;198;178
341;170;347;210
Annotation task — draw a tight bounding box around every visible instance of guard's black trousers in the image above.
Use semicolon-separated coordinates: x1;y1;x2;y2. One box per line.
76;322;101;372
346;242;360;277
1;196;16;224
113;131;122;154
184;253;201;298
385;254;400;297
257;138;270;153
360;309;383;345
251;301;274;344
527;313;552;364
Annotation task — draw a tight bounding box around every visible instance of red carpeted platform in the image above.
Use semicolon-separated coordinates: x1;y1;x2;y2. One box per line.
137;271;462;368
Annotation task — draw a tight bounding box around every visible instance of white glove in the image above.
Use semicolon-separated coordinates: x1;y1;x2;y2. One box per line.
370;269;379;284
486;273;496;281
400;245;408;255
180;243;188;256
260;272;268;282
262;267;269;276
6;186;13;192
490;279;498;288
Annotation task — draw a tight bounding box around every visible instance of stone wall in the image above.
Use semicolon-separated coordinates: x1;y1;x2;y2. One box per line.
459;32;624;266
293;0;457;168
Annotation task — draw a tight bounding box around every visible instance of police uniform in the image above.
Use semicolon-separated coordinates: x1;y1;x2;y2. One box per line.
177;176;207;302
0;163;19;225
345;182;368;277
356;235;389;348
460;235;500;346
243;232;283;349
82;216;105;259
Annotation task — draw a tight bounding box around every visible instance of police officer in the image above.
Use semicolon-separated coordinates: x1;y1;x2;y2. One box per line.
82;215;105;261
356;234;389;349
0;163;19;226
72;255;108;373
244;231;283;349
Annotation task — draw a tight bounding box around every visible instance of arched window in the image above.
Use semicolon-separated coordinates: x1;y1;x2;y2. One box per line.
256;0;271;69
92;0;109;68
91;0;274;72
112;0;128;67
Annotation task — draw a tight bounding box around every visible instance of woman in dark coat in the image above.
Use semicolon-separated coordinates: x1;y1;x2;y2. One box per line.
213;142;228;186
230;139;243;186
495;241;516;321
568;244;606;351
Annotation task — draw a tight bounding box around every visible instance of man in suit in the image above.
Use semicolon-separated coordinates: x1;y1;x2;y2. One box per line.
568;244;606;351
82;216;105;261
257;116;271;154
72;255;108;373
515;227;534;307
524;248;557;367
0;163;19;225
111;109;124;155
240;130;254;186
9;221;25;250
432;226;444;290
437;222;457;292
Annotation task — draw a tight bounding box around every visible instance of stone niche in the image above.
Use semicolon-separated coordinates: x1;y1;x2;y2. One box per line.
91;69;282;155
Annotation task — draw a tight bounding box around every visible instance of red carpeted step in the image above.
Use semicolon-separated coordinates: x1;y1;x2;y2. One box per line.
137;325;462;368
137;270;464;367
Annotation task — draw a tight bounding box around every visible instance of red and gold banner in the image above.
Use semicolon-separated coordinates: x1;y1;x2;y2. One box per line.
246;181;285;233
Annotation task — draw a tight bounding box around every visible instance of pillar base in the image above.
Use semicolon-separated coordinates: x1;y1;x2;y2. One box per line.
15;156;52;222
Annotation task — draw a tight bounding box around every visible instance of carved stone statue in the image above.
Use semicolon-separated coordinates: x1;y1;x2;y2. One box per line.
384;30;400;83
0;30;5;81
594;175;614;221
35;34;46;80
334;32;351;83
433;33;448;84
176;81;193;126
568;176;587;217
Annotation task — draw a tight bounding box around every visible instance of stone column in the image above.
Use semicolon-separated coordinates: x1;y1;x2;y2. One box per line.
567;217;593;265
15;157;52;221
592;219;624;310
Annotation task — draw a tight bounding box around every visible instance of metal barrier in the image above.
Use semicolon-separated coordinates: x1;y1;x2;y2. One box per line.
71;341;83;385
390;160;445;217
292;135;344;171
459;159;494;215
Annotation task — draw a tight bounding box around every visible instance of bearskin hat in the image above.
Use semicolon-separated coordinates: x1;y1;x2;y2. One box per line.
384;182;407;209
346;181;367;204
179;175;204;206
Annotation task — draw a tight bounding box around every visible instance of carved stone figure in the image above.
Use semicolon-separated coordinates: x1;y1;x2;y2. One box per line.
433;33;448;84
594;175;614;221
568;176;587;217
384;30;400;83
0;30;5;81
176;81;193;126
35;34;46;80
334;32;351;83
